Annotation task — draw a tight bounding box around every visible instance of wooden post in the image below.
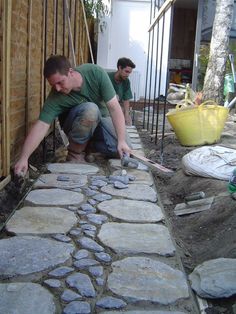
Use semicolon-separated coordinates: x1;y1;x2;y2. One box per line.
80;0;94;64
2;0;12;177
26;0;32;133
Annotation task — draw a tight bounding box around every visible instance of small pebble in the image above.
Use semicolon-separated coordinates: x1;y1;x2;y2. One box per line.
52;234;71;243
92;193;112;202
69;228;82;236
74;249;90;260
49;266;74;277
61;289;82;302
113;181;128;189
62;301;91;314
44;279;61;288
95;252;112;263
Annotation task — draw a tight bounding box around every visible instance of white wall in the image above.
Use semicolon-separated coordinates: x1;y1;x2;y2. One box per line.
97;0;151;99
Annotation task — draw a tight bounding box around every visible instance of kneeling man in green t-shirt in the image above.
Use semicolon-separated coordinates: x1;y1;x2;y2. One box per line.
14;55;131;176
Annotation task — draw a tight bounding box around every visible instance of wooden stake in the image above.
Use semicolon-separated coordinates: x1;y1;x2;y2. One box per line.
2;0;12;177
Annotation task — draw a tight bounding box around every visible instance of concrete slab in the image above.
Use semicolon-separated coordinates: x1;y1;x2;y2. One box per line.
98;199;164;222
0;283;56;314
0;236;74;279
6;206;77;235
98;223;175;256
25;188;84;206
101;184;157;202
47;163;99;175
34;173;88;189
108;257;189;304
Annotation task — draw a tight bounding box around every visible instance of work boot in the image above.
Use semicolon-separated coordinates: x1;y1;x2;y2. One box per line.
66;150;87;163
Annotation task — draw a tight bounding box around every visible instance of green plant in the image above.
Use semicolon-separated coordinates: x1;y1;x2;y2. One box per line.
84;0;110;19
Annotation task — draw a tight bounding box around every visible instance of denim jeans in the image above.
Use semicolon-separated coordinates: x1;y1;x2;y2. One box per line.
61;102;132;157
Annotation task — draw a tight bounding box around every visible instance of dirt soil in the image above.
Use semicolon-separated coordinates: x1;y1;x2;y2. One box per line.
136;111;236;313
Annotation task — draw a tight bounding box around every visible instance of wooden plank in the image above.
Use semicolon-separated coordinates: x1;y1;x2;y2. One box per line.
2;0;12;177
174;197;214;216
80;0;94;64
131;152;173;173
0;174;11;190
26;0;32;134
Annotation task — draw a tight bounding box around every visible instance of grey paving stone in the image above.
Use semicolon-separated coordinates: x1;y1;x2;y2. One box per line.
0;236;74;279
130;138;141;143
98;199;164;222
63;301;91;314
69;228;82;236
52;234;72;243
25;189;84;206
0;283;56;314
89;265;104;277
112;169;153;185
66;273;96;297
77;237;104;252
81;203;96;213
129;133;139;138
189;258;236;298
96;296;127;309
108;257;189;304
6;206;77;235
96;277;105;286
61;289;82;302
87;213;108;224
73;258;99;269
33;173;88;189
44;279;61;288
131;143;142;149
73;249;90;260
47;163;99;175
49;266;74;277
100;311;186;314
101;184;157;202
95;252;112;263
92;193;113;202
98;223;175;256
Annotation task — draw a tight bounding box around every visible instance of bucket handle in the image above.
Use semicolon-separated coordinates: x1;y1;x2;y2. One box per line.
199;100;218;108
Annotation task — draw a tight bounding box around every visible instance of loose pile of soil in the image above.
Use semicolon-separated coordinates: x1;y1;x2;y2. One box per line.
136;111;236;314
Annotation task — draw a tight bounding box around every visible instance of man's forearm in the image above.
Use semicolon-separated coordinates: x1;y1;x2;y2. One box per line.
107;98;126;142
19;120;50;159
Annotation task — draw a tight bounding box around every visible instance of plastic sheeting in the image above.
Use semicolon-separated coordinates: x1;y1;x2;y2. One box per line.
182;146;236;181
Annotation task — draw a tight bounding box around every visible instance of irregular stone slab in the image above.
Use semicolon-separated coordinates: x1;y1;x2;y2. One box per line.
108;257;189;304
25;189;84;206
112;169;153;186
129;133;139;138
44;279;61;288
96;296;127;309
0;283;56;314
78;237;104;252
98;199;163;222
130;138;141;143
131;143;142;149
61;289;82;302
100;311;186;314
63;301;91;314
98;223;175;256
47;163;99;175
189;258;236;298
49;266;74;277
66;273;96;297
101;184;157;202
0;236;74;279
6;206;77;235
33;173;88;189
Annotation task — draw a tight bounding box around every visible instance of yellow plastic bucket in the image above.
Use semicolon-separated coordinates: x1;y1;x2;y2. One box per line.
166;100;229;146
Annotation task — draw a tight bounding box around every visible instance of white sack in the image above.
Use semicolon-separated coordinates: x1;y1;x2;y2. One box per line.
182;146;236;181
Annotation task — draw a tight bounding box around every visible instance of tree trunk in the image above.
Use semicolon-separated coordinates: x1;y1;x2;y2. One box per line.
202;0;234;104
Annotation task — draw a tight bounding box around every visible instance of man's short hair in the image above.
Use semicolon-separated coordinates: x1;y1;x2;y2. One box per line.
43;55;72;78
117;57;136;70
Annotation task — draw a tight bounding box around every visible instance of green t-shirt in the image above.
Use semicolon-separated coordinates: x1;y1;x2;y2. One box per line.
39;64;116;124
107;71;133;103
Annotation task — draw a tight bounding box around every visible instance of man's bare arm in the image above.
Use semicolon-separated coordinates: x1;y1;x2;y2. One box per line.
123;100;132;126
14;120;50;176
107;96;131;157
